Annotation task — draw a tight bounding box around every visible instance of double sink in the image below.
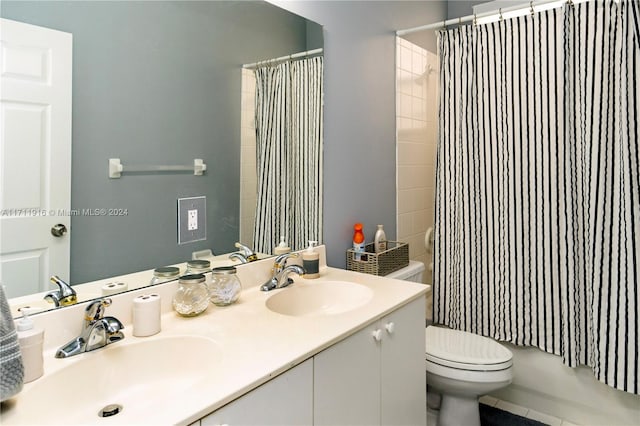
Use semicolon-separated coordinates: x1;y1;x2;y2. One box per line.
3;272;388;425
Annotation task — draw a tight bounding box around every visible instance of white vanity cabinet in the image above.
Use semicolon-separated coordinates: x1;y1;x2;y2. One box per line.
200;358;313;426
313;297;426;426
198;297;425;426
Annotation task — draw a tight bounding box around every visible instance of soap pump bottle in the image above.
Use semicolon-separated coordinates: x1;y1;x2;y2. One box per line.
274;236;291;255
16;307;44;383
302;240;320;279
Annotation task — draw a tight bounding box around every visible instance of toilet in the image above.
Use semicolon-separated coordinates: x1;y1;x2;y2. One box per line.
386;260;514;426
425;326;513;426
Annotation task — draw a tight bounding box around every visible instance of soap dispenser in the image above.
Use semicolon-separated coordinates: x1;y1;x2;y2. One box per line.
16;307;44;383
274;236;291;255
302;241;320;279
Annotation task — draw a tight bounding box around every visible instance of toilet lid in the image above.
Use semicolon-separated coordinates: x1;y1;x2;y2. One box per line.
425;326;512;371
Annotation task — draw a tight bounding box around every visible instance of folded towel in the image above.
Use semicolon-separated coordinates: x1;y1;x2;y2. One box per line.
0;284;24;401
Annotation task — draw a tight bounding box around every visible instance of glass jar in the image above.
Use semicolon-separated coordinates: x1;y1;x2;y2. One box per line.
172;274;209;317
150;266;180;285
186;259;211;286
209;266;242;306
186;259;210;274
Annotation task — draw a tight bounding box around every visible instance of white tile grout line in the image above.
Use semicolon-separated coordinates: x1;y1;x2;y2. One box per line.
481;396;580;426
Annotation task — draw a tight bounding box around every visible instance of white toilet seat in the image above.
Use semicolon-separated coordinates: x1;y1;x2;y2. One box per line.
425;326;513;368
426;357;513;384
426;352;512;371
425;325;513;385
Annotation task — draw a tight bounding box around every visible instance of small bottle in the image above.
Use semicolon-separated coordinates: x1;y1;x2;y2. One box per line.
172;274;209;317
302;241;320;279
209;266;242;306
150;266;181;285
353;223;365;261
16;307;44;383
374;224;387;253
274;236;291;255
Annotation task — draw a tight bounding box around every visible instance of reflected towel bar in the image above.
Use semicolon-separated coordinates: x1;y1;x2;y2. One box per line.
108;158;207;178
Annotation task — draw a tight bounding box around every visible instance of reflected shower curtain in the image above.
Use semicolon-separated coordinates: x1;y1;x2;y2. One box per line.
434;0;639;393
253;57;323;253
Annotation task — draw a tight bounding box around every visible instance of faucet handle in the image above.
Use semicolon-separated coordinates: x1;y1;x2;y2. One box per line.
274;252;299;266
235;242;258;262
84;298;112;322
46;275;77;306
272;252;299;276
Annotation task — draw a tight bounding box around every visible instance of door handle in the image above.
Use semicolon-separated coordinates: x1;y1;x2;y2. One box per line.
51;224;68;237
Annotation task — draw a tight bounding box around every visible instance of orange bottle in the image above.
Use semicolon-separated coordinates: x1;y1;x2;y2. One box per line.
353;223;365;260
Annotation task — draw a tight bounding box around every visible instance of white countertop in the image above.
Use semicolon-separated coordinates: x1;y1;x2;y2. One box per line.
2;248;429;425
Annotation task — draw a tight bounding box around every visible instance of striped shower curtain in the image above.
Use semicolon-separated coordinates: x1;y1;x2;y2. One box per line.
252;57;323;254
434;0;639;393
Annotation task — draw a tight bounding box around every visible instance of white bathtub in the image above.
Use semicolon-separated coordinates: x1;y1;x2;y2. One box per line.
491;344;639;425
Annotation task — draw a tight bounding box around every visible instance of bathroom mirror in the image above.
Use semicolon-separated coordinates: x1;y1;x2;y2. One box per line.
1;0;323;316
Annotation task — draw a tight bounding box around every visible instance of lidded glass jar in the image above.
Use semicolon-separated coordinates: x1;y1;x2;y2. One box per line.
172;274;209;317
209;266;242;306
150;266;180;285
186;259;211;286
186;259;210;274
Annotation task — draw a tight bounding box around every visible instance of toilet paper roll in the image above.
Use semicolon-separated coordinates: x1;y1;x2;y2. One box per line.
101;282;128;296
132;294;161;337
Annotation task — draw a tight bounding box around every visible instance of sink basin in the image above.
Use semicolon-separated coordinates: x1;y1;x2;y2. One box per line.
266;281;373;317
2;336;218;424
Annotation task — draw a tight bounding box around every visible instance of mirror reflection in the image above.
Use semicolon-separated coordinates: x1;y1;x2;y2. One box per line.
0;0;323;316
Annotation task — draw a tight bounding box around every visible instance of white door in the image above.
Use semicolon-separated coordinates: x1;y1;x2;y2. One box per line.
0;18;72;298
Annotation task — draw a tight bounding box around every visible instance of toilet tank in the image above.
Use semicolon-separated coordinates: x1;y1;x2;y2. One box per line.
385;260;431;322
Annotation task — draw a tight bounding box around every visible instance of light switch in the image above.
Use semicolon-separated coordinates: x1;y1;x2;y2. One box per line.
178;196;206;244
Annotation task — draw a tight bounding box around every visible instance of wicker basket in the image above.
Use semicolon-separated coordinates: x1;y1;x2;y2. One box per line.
346;241;409;276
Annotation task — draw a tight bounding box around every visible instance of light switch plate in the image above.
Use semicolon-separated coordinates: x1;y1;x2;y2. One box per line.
178;196;206;244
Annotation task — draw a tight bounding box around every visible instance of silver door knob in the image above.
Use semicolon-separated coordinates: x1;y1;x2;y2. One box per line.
51;224;68;237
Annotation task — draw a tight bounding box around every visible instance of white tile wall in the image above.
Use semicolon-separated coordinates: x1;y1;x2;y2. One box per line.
395;37;438;277
240;69;257;246
396;37;438;321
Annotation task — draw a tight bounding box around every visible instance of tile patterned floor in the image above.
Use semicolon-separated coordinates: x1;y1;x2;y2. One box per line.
479;396;580;426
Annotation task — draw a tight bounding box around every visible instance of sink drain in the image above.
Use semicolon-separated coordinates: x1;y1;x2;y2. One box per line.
99;404;123;418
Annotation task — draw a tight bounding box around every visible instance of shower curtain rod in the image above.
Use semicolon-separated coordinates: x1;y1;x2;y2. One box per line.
242;48;323;69
396;0;574;35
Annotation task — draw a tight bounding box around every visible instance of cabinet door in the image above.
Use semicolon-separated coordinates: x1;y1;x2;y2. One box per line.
201;358;313;426
380;298;426;426
313;322;381;426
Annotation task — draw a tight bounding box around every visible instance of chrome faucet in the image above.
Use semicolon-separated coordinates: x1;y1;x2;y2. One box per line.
229;252;249;264
234;242;258;262
55;298;124;358
271;252;299;275
44;275;77;307
260;252;299;291
261;264;305;291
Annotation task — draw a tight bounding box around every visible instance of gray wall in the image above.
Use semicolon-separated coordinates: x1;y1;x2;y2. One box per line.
447;0;490;19
2;1;320;283
269;1;447;267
